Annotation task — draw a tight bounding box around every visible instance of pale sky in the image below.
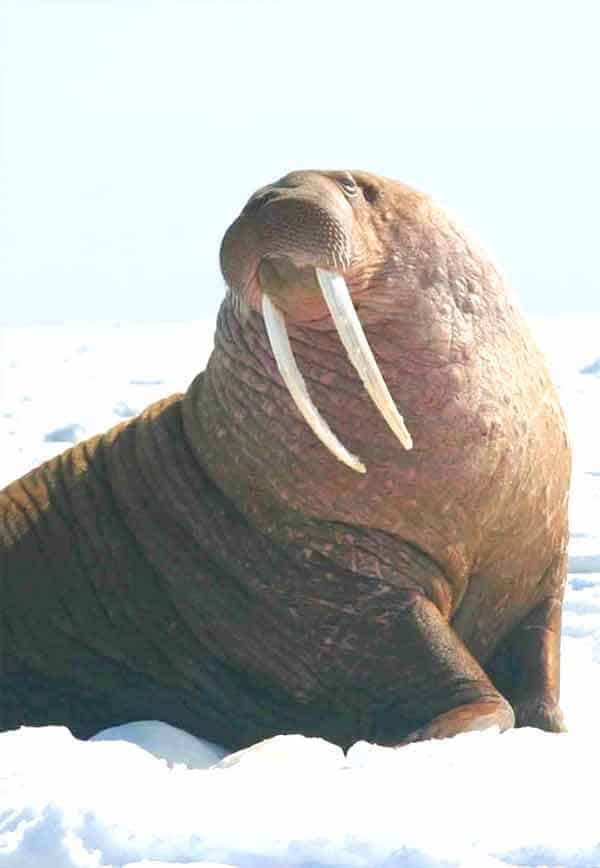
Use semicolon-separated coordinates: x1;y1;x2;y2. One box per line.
1;0;599;324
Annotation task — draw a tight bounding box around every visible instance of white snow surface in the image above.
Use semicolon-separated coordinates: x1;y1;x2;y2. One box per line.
1;314;600;868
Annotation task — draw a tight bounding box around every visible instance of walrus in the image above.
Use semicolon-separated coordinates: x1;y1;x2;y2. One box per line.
1;170;571;749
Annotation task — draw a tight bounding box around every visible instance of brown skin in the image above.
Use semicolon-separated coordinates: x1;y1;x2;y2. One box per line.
1;170;570;747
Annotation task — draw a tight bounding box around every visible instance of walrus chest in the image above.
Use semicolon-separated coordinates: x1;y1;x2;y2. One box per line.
148;513;462;705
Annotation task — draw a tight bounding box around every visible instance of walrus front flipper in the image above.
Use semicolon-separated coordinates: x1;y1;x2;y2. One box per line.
377;594;515;746
400;698;515;745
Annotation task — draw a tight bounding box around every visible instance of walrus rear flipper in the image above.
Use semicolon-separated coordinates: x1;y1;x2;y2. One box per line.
486;579;567;734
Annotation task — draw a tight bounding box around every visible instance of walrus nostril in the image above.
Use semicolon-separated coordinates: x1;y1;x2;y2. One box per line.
242;189;281;217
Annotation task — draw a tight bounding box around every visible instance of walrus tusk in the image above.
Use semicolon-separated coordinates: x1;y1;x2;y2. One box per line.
262;294;367;473
316;268;413;451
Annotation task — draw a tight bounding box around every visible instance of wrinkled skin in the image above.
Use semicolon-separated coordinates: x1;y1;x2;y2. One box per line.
1;170;570;749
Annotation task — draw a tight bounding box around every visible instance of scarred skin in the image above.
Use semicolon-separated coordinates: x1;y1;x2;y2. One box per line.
1;170;570;748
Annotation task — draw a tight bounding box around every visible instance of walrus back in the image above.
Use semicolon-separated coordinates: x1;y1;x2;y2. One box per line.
1;395;184;586
1;396;193;731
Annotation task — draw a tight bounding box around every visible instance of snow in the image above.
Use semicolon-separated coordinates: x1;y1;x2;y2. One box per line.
3;723;600;867
1;313;600;868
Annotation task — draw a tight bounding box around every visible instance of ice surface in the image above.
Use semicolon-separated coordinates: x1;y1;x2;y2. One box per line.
0;322;214;486
581;358;600;375
1;314;600;867
2;723;600;867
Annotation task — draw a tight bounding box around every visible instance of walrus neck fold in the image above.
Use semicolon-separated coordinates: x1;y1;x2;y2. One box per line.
182;296;378;532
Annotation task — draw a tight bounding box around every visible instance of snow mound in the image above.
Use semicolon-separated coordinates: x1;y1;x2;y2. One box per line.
91;721;228;769
2;725;600;868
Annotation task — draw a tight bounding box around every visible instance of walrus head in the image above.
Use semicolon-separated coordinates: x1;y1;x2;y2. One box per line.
186;168;554;581
220;170;415;473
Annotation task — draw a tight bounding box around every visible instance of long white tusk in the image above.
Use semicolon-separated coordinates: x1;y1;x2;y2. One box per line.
262;294;366;473
316;268;413;451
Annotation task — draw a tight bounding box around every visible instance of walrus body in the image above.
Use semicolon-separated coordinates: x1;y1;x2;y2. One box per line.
1;170;570;749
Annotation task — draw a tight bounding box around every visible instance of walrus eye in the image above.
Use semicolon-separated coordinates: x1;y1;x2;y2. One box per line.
337;174;359;198
362;184;379;204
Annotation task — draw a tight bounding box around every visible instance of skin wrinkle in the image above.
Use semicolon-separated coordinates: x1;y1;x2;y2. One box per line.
277;518;454;621
4;574;49;673
111;425;224;660
220;309;376;434
79;439;185;678
218;304;268;372
211;367;298;471
211;317;370;467
6;471;48;527
212;343;315;457
100;422;227;685
285;341;373;396
79;503;158;659
218;340;270;391
132;403;330;702
58;450;114;631
219;312;402;472
65;445;172;674
6;474;93;665
3;485;39;539
16;474;84;618
215;342;280;407
122;499;213;679
230;388;308;459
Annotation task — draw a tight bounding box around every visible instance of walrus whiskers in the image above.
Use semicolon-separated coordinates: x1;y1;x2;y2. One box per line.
262;293;366;473
316;269;413;452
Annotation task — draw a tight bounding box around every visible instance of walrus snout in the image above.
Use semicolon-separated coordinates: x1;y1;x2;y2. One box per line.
221;181;353;312
256;193;353;274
